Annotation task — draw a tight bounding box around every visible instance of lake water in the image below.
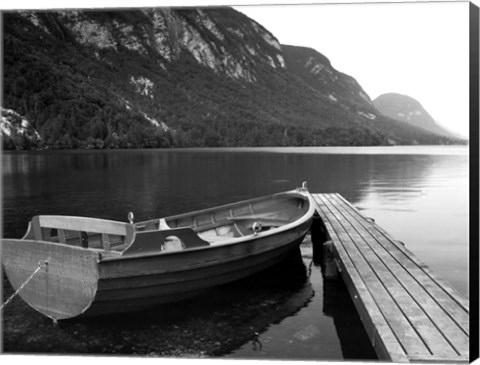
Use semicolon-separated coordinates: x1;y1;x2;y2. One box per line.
1;145;469;360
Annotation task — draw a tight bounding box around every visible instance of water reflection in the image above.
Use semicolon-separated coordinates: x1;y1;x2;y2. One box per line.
3;151;431;234
350;154;469;297
229;245;376;361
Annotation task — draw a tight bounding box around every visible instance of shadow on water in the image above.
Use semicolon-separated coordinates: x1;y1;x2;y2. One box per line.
309;222;377;360
322;278;377;359
227;240;377;361
2;245;376;360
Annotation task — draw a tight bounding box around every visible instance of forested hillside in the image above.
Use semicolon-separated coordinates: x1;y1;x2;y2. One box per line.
2;7;465;150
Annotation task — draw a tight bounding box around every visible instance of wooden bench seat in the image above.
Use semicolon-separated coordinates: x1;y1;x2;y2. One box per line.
30;215;134;252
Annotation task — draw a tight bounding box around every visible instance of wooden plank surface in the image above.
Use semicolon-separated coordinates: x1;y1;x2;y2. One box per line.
311;193;469;363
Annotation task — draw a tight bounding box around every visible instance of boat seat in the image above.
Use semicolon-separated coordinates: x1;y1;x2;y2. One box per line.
197;225;238;244
122;227;210;255
29;215;134;248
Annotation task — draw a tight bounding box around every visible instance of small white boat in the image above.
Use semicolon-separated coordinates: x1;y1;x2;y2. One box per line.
1;184;316;320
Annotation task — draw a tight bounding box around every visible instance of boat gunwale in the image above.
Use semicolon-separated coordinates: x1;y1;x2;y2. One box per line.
147;189;308;224
103;189;316;261
4;189;315;262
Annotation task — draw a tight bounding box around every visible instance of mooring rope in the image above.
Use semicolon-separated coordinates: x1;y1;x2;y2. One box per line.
0;260;48;311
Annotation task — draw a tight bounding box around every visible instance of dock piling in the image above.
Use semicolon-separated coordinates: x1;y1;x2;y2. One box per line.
311;211;339;279
321;240;339;280
310;211;328;263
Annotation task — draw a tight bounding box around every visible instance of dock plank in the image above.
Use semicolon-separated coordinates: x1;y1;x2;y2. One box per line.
316;195;433;358
316;204;410;362
323;194;467;356
311;193;469;363
329;194;469;339
334;193;470;313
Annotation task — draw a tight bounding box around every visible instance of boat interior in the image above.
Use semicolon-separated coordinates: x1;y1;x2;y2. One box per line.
24;193;310;255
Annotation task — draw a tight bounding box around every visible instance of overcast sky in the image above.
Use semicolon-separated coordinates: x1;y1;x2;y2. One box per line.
3;0;472;138
234;2;470;139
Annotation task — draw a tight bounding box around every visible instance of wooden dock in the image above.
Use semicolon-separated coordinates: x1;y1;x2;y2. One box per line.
311;193;469;363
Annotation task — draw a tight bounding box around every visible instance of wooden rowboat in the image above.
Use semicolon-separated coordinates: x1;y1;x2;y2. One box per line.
1;185;316;320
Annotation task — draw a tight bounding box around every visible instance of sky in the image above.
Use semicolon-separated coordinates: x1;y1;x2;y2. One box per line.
2;0;473;138
233;2;471;139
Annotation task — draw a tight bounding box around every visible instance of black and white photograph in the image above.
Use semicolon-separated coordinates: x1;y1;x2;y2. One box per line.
1;0;478;363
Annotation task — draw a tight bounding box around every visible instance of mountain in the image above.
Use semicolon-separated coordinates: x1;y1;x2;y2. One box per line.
373;93;459;139
2;7;465;150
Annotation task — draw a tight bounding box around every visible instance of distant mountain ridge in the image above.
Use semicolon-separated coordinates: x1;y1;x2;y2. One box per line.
282;45;375;110
2;7;465;150
373;93;458;139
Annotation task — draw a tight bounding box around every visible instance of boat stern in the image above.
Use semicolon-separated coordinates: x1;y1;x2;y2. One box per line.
1;238;100;320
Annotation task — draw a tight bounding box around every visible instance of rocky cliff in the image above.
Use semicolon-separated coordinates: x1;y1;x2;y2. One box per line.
0;108;41;149
2;7;464;149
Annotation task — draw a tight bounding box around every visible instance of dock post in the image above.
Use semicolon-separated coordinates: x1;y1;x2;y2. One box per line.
310;211;339;279
310;211;328;263
322;240;339;280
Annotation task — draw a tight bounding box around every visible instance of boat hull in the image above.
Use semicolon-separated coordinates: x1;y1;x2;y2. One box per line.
86;218;312;317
